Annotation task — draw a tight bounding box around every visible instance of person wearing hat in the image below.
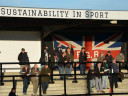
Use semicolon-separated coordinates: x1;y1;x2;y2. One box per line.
18;48;29;74
41;64;51;94
79;47;87;76
116;51;124;66
105;51;113;64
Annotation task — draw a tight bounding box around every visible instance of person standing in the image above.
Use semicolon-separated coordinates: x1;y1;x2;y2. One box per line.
116;51;124;67
22;64;30;95
105;51;113;63
79;47;87;76
65;48;74;78
39;47;51;70
31;64;40;96
94;63;105;93
58;52;67;80
109;59;119;92
97;52;105;62
87;66;95;92
65;43;74;56
18;48;29;74
101;59;109;89
54;43;63;68
65;43;74;76
41;64;51;94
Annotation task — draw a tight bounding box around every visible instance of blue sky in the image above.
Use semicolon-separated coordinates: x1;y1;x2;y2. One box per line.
0;0;128;10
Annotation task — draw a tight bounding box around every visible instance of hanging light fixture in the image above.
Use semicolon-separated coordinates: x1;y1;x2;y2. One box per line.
110;20;117;24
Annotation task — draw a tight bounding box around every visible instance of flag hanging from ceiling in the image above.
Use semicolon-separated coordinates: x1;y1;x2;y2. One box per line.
52;32;123;69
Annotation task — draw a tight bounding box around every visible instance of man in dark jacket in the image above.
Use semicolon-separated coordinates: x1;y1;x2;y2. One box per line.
94;63;105;93
105;51;113;63
39;47;51;70
101;59;109;89
54;43;63;68
18;48;29;74
109;59;119;91
79;47;87;76
58;52;67;80
41;64;51;94
87;66;95;92
65;43;74;56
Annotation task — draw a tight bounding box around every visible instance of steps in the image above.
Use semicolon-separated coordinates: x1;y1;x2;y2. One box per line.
1;70;128;96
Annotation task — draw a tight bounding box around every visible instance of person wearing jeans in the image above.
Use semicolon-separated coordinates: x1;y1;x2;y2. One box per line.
41;64;51;94
101;59;109;89
79;47;87;76
18;48;29;74
65;48;74;78
94;63;105;93
58;52;66;80
22;64;30;95
87;66;95;92
42;82;49;93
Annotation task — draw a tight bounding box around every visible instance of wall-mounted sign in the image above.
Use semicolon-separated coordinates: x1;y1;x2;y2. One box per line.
0;6;128;20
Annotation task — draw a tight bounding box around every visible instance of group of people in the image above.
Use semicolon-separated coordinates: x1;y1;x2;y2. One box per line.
9;43;125;95
16;43;88;96
87;51;125;93
18;48;51;96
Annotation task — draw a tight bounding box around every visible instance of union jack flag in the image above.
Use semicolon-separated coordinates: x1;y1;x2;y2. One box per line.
52;32;123;68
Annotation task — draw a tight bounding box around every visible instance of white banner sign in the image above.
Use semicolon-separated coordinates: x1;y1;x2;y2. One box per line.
0;6;128;20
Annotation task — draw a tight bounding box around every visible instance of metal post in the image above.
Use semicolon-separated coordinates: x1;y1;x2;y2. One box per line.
87;74;90;95
50;62;54;84
0;63;4;86
72;62;78;83
39;75;42;96
12;76;16;89
110;73;114;96
119;62;121;72
64;75;67;96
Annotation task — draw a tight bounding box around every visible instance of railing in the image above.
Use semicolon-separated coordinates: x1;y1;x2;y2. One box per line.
0;61;128;96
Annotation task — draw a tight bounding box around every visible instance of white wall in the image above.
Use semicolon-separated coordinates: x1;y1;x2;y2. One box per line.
0;31;41;72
